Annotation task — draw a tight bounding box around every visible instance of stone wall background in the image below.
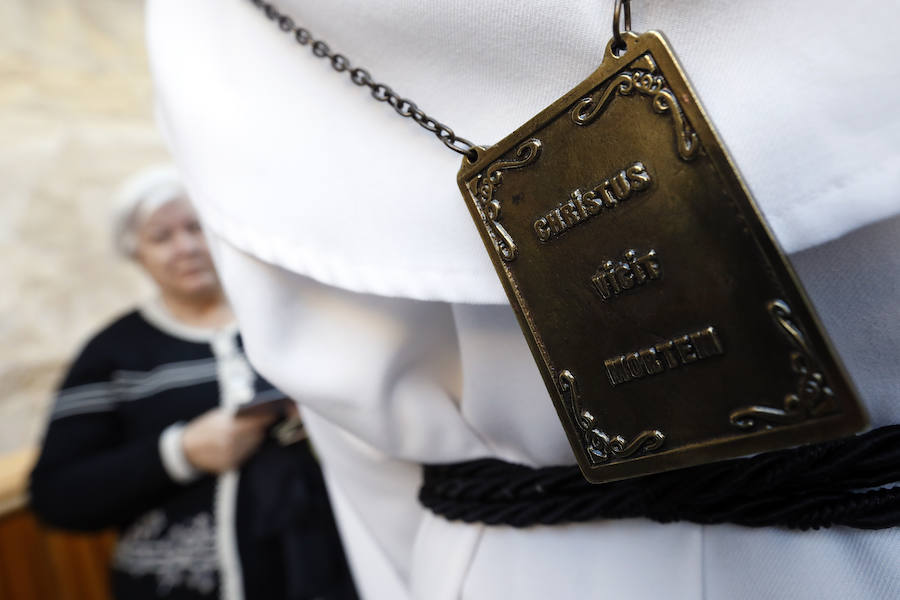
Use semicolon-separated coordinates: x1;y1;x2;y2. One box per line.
1;0;168;452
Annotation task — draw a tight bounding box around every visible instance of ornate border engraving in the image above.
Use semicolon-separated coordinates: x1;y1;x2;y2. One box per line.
558;369;665;465
469;139;542;262
730;300;839;430
570;54;698;161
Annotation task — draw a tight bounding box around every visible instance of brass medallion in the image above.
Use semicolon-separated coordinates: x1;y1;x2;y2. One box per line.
457;31;867;483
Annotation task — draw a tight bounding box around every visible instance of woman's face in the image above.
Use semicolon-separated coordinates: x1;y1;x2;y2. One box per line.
135;198;220;300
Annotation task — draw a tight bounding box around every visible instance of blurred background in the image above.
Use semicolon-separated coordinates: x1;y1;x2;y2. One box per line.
1;2;166;597
1;0;164;454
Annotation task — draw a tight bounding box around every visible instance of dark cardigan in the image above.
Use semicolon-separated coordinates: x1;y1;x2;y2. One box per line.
30;309;356;600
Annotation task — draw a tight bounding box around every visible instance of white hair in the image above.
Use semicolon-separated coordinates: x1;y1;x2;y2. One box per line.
112;165;187;258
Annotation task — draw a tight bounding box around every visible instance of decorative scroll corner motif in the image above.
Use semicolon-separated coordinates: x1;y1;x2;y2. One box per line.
729;300;839;431
469;138;542;262
558;369;665;465
570;53;698;161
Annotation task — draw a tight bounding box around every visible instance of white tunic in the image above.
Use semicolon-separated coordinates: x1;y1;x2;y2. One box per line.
147;1;900;598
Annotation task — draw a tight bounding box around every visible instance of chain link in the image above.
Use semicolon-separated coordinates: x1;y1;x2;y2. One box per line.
612;0;632;54
249;0;478;159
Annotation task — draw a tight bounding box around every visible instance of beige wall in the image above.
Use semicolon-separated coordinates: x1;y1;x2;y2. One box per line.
0;0;168;452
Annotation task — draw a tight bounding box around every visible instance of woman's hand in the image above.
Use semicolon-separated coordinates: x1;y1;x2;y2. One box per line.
181;408;276;474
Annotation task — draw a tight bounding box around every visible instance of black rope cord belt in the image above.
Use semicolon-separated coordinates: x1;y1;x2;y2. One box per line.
419;425;900;530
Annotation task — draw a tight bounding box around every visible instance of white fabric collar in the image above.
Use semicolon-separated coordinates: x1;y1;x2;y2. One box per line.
139;296;238;344
148;0;900;304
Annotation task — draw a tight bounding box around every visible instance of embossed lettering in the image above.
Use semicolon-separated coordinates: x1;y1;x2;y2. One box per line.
616;263;635;290
604;326;725;387
639;348;666;375
654;341;680;369
674;335;698;363
690;327;724;359
570;190;589;219
599;182;618;208
592;261;620;300
534;217;551;241
591;249;661;301
604;356;631;386
610;171;632;200
627;162;651;190
625;352;645;379
533;161;652;242
560;201;582;226
633;249;661;281
547;209;566;234
580;190;603;215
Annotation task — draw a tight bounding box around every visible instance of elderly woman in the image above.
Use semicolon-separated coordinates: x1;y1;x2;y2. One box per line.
29;166;356;600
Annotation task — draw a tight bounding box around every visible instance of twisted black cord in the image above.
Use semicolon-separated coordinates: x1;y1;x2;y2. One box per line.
419;425;900;530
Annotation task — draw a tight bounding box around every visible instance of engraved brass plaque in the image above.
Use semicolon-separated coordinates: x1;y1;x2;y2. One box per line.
457;31;867;483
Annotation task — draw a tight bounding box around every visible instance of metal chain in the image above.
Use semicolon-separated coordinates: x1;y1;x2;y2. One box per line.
612;0;632;54
249;0;478;159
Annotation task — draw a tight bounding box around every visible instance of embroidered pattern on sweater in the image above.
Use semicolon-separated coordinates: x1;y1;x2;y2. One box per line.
113;510;219;595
